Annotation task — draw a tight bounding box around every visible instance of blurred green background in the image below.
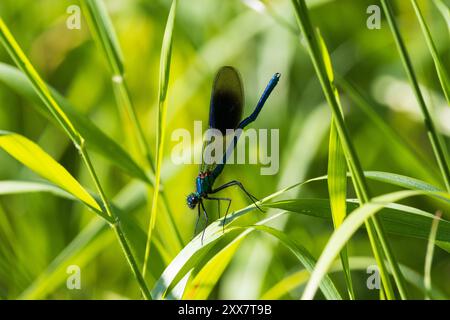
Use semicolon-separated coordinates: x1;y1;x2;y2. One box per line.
0;0;449;299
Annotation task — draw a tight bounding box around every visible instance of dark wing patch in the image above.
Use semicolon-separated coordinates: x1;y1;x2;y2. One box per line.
209;66;244;134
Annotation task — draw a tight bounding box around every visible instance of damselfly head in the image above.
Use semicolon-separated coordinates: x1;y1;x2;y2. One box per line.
187;193;200;209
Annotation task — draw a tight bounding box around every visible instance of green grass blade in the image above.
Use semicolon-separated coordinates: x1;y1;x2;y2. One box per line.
143;0;177;277
261;269;310;299
0;63;151;184
265;198;450;242
364;171;443;192
182;223;342;300
302;189;450;299
381;0;450;191
182;232;249;300
0;131;104;216
424;211;442;299
411;0;450;105
151;176;325;299
320;29;355;299
0;180;73;199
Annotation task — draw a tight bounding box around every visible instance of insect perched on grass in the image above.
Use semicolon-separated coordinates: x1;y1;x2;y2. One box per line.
187;66;281;243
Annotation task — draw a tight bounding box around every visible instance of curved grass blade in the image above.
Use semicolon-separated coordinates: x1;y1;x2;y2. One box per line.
265;198;450;242
182;231;248;300
0;131;104;217
261;269;310;299
424;211;442;299
302;189;450;299
182;219;342;300
0;180;73;199
151;176;329;300
365;171;443;192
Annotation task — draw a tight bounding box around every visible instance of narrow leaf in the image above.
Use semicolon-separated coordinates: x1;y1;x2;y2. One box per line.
0;131;102;215
424;211;442;299
302;189;450;299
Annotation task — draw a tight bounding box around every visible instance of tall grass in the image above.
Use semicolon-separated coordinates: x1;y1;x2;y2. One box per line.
0;18;151;299
0;0;449;301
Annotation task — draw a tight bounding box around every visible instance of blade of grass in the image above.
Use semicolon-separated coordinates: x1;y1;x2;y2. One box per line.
381;0;450;192
0;181;73;199
0;18;151;299
143;0;177;278
424;211;442;299
151;176;326;299
182;231;249;300
321;31;355;299
302;189;450;299
411;0;450;104
183;224;342;300
265;198;450;242
329;121;355;299
290;0;408;299
0;132;105;217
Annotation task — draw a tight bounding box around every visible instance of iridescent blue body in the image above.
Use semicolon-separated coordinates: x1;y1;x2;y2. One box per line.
187;66;280;242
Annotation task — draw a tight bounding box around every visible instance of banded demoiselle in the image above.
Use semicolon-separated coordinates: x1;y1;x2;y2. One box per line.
187;66;280;243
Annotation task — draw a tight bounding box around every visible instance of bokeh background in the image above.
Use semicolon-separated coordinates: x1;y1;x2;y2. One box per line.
0;0;449;299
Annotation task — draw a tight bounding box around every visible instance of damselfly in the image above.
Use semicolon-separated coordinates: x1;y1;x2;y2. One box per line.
187;66;280;243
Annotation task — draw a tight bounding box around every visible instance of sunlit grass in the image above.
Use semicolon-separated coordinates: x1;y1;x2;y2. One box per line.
0;0;449;300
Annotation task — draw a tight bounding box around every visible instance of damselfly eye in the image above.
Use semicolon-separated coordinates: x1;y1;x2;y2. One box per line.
187;193;198;209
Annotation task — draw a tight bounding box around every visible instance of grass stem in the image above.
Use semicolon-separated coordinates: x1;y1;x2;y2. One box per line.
0;17;152;300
